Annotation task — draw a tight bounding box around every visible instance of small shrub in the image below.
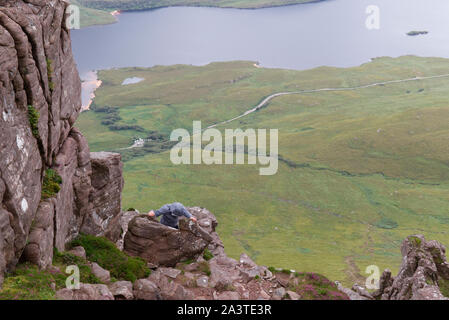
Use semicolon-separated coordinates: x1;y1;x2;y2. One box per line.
46;59;54;91
41;169;62;200
70;234;151;282
203;249;213;261
27;105;40;139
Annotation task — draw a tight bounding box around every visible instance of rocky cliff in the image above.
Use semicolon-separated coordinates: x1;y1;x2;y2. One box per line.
0;0;122;286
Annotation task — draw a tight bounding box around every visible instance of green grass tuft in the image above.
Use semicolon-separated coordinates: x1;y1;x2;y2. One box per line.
41;169;62;200
70;234;151;282
46;59;54;92
53;249;103;284
27;105;40;139
203;248;213;261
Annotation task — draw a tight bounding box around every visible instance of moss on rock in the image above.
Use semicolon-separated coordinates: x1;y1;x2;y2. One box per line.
70;234;151;282
41;169;62;200
27;105;40;139
0;263;66;300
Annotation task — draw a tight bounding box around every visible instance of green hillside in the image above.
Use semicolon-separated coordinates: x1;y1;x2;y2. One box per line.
76;56;449;285
78;0;322;11
70;0;117;28
72;0;321;27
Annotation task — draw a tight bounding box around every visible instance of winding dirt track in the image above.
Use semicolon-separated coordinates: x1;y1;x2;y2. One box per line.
207;73;449;129
120;72;449;149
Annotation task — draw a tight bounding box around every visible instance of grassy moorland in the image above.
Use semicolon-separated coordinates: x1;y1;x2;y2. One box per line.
76;56;449;285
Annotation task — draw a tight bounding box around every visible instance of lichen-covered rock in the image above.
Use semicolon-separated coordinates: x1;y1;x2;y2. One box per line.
376;235;449;300
124;215;213;267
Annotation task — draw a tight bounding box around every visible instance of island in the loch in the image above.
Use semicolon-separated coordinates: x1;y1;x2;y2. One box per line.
407;30;429;36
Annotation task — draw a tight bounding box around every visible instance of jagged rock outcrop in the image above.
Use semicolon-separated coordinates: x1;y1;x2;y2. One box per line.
124;214;213;267
0;0;124;284
116;207;349;300
187;207;225;257
342;235;449;300
46;206;349;301
375;235;449;300
81;152;124;236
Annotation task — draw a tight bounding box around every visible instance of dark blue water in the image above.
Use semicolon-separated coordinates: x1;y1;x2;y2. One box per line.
72;0;449;78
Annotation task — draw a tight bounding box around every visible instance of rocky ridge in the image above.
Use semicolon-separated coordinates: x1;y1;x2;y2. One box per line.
56;207;350;300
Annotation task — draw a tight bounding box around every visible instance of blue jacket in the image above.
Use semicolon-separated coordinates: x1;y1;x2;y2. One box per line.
155;202;192;228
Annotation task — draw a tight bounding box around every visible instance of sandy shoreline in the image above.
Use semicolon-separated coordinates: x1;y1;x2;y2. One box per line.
81;70;102;111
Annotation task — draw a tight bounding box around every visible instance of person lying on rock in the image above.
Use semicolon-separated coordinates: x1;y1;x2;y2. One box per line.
148;202;197;229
